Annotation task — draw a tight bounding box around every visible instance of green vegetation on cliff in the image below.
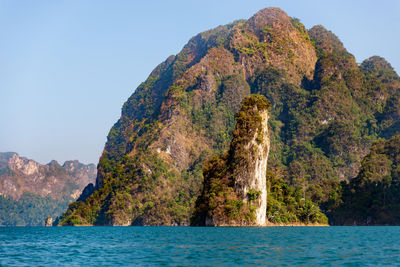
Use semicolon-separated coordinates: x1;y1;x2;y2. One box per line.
60;7;400;226
267;172;327;224
0;193;71;226
328;134;400;225
192;95;270;226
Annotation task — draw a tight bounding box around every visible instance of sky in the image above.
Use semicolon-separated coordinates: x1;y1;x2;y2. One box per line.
0;0;399;165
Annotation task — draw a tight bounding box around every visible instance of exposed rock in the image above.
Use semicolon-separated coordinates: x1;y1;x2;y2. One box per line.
192;95;270;226
45;216;52;227
230;8;317;84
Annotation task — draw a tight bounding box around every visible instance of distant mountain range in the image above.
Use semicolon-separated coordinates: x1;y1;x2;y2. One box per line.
0;152;96;226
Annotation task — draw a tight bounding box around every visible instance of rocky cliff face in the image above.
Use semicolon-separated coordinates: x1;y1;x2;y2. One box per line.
60;7;400;226
0;152;96;200
231;96;270;225
192;95;270;226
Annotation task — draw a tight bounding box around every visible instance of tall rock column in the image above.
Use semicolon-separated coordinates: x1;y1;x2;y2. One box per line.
192;94;270;226
230;103;269;225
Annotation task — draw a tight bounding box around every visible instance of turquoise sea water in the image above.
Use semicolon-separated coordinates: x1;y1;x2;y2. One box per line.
1;226;400;266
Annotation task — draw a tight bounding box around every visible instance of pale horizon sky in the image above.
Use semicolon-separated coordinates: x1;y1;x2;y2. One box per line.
1;0;399;165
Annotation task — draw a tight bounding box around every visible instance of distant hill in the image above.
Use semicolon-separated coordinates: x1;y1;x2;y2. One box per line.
0;152;96;226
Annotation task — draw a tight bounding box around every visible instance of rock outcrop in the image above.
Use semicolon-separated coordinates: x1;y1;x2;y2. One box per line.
192;95;270;226
45;216;52;227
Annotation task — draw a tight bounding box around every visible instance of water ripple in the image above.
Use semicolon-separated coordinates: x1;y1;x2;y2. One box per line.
1;226;400;266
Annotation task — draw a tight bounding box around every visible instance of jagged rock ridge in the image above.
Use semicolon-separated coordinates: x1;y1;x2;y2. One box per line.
0;152;96;200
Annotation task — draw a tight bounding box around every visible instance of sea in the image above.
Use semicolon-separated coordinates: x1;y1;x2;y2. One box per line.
1;226;399;266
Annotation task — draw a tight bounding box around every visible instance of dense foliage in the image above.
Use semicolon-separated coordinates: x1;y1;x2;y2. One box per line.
0;193;71;226
58;152;200;226
328;135;400;225
267;171;327;224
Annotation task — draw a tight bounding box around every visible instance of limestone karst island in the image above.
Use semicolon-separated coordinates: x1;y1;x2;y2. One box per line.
58;7;400;227
2;7;400;227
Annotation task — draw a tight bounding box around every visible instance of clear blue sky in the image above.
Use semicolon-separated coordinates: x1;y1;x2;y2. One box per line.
1;0;399;165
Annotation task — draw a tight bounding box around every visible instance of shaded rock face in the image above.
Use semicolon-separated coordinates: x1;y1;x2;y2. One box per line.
0;152;96;200
77;183;95;202
232;106;269;225
192;95;270;226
